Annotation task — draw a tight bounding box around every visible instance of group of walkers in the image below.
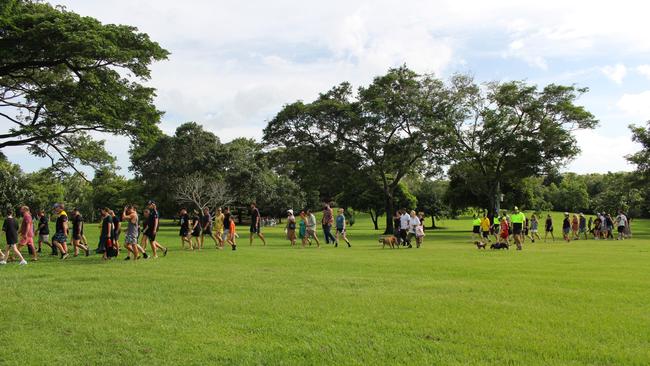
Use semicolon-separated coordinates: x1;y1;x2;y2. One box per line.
391;209;426;249
284;204;351;248
177;205;246;251
472;207;634;250
1;201;167;266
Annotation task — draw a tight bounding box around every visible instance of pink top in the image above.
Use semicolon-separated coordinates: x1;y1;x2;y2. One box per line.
23;212;34;238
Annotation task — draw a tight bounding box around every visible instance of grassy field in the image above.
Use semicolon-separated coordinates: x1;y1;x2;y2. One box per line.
1;212;649;365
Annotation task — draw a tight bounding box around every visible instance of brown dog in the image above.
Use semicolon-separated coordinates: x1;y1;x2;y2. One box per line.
379;236;398;249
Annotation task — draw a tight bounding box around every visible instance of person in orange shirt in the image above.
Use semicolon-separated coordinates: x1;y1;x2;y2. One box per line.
227;215;237;251
480;213;491;244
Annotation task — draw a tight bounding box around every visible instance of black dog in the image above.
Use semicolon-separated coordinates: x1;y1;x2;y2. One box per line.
490;242;509;250
474;241;486;249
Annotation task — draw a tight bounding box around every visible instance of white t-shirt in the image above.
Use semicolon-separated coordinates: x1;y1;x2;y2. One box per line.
409;216;421;233
400;214;410;230
617;215;627;227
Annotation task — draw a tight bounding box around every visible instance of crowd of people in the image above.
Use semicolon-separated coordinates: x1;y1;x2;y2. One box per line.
390;209;426;249
471;207;633;250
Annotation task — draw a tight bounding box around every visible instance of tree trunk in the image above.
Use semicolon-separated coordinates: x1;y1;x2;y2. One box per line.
431;216;437;229
383;189;394;235
369;209;379;230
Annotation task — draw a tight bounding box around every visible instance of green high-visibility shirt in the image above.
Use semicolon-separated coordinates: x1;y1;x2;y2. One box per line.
472;218;481;226
511;212;525;224
493;217;499;225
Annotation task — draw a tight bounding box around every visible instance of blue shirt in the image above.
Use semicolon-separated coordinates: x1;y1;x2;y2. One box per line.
336;214;345;230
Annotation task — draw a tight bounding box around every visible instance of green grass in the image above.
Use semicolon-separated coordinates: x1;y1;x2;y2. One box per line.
1;212;649;365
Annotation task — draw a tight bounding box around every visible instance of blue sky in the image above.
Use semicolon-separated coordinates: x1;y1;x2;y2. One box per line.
3;0;650;176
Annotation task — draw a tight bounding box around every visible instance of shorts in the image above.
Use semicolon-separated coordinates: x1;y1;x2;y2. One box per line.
579;227;586;233
147;232;156;242
531;229;538;233
72;233;82;241
53;232;67;243
250;225;260;234
482;231;489;238
617;226;625;233
20;236;34;246
191;230;201;237
563;227;570;235
546;227;553;232
202;228;212;236
222;229;230;241
500;232;509;240
113;230;121;241
125;233;138;245
306;228;315;236
287;229;296;240
180;228;189;237
39;234;49;242
472;226;480;234
336;228;345;234
512;223;522;235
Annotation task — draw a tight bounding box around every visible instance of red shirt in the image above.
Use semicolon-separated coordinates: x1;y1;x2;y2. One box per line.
22;212;34;238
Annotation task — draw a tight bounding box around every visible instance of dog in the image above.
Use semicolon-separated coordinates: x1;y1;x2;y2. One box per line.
475;241;486;249
490;242;509;250
379;236;398;249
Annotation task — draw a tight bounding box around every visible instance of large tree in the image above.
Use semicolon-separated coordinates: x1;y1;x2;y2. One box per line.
0;0;168;176
446;75;598;215
264;66;453;233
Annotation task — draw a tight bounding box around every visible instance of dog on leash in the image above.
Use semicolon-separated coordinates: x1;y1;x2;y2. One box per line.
379;236;398;249
490;242;509;250
475;241;486;249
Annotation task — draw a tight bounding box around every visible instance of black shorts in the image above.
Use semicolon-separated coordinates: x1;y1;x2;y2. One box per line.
472;226;480;234
512;223;523;235
482;231;489;238
250;225;260;234
202;228;212;235
617;226;625;233
336;228;345;234
191;230;201;237
180;229;189;237
114;231;121;241
546;226;553;232
72;233;82;241
147;232;156;242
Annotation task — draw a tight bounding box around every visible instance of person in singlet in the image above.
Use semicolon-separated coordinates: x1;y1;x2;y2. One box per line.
146;201;167;257
213;207;225;249
122;205;148;260
286;209;297;247
335;208;351;248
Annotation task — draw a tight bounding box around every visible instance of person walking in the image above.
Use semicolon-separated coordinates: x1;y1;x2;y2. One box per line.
146;201;167;257
530;214;541;243
579;213;587;240
480;213;491;244
321;204;336;245
399;209;410;247
70;208;90;257
615;211;628;241
213;207;225;249
179;208;192;250
36;209;53;255
510;207;525;250
1;209;27;266
334;208;351;248
226;214;237;250
544;214;555;242
562;213;571;242
52;203;70;260
200;207;219;248
99;208;116;260
305;209;320;248
393;211;402;245
286;209;297;247
18;206;37;261
122;205;148;260
249;203;267;246
190;210;201;250
471;214;481;242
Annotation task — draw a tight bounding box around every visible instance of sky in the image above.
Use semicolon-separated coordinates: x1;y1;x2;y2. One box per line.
4;0;650;176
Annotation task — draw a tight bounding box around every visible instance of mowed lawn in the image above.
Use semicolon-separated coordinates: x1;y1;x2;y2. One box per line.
1;212;649;365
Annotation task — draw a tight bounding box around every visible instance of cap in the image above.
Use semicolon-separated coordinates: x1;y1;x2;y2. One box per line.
564;212;569;216
287;209;294;215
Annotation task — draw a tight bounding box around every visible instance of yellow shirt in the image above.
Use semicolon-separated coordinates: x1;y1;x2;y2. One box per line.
480;217;491;231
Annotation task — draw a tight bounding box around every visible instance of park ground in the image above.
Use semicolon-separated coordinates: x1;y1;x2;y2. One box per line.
1;212;649;365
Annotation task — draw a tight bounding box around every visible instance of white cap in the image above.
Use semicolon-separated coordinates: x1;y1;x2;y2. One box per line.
287;209;294;215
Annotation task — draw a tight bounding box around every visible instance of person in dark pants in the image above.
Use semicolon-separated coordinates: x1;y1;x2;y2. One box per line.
399;209;411;247
1;208;27;265
321;204;336;244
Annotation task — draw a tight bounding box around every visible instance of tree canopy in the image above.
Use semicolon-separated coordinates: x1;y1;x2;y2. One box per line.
0;0;168;177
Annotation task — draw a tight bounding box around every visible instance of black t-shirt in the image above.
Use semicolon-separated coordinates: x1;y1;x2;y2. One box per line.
201;214;211;228
223;212;231;229
55;213;68;234
545;218;553;229
192;216;201;234
113;215;121;230
180;214;190;230
101;216;112;238
563;218;570;229
72;214;83;235
251;208;260;227
148;209;158;232
39;216;49;235
2;217;18;244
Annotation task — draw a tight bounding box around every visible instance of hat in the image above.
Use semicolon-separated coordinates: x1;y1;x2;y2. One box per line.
564;212;569;216
514;206;519;211
287;209;294;215
52;203;62;209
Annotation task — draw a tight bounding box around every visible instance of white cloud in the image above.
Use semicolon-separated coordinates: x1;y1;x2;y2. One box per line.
637;65;650;80
600;64;627;84
617;91;650;119
564;130;638;174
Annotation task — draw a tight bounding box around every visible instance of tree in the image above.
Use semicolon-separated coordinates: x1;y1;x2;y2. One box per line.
174;172;233;212
413;179;448;229
0;153;30;210
258;174;306;222
628;121;650;181
0;0;168;177
548;173;590;212
264;66;452;233
446;75;598;215
132;122;225;214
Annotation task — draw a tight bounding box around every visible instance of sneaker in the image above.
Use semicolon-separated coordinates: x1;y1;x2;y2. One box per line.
0;260;6;265
143;252;149;259
232;245;236;251
124;256;130;261
163;248;168;257
37;248;42;253
86;249;90;256
335;242;338;247
347;243;351;248
19;260;27;265
61;253;69;260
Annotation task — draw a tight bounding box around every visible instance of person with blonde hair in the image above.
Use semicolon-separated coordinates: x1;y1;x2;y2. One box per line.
334;208;351;248
18;206;38;261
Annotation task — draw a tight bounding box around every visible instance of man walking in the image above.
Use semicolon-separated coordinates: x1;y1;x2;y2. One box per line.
399;209;411;247
18;206;38;261
1;208;27;266
200;207;219;248
52;203;70;260
510;206;525;250
321;204;336;245
249;202;267;246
